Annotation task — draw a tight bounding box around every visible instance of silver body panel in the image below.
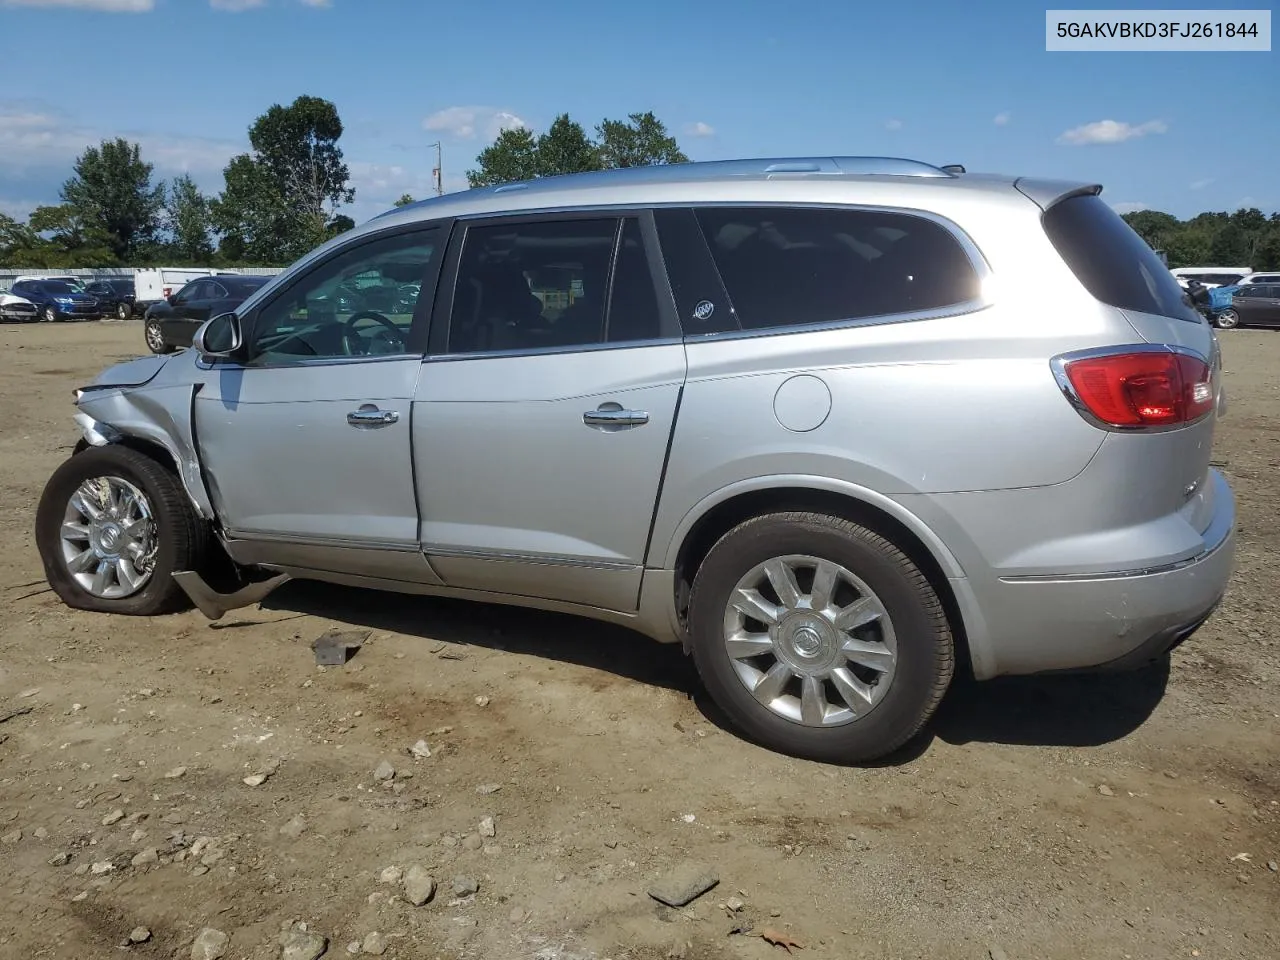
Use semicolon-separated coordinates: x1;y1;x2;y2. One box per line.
65;157;1235;681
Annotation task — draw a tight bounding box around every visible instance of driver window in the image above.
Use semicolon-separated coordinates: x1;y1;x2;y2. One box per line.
246;228;439;365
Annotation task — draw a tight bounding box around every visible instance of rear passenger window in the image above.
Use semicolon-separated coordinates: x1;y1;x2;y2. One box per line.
692;206;981;330
447;217;665;354
1043;195;1200;323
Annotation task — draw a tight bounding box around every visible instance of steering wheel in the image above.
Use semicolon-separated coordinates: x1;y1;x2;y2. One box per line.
342;311;406;355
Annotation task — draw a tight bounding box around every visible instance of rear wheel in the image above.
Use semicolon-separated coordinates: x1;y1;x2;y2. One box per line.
688;512;953;763
35;445;208;615
1214;309;1240;329
115;302;129;320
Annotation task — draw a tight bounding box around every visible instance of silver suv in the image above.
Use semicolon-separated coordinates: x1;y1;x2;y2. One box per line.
34;157;1236;763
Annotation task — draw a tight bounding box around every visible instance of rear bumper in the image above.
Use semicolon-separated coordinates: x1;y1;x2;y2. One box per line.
962;469;1236;678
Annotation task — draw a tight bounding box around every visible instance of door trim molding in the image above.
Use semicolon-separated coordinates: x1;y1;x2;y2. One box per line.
424;544;636;571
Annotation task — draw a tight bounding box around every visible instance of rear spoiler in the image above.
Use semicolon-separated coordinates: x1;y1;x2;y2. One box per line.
1013;178;1103;211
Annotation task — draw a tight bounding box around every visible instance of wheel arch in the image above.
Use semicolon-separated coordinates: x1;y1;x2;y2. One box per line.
666;478;978;677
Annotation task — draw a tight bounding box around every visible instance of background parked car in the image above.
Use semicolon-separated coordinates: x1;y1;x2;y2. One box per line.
8;279;102;322
1214;283;1280;329
84;278;137;319
0;292;38;322
143;274;272;353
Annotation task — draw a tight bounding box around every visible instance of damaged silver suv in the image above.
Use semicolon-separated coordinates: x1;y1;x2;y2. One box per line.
35;157;1235;763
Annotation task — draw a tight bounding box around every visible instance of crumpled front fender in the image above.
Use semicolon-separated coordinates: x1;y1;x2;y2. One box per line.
74;383;215;520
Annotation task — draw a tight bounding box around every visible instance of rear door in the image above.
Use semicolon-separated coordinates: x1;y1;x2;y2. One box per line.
412;212;685;611
1258;285;1280;326
1233;285;1267;324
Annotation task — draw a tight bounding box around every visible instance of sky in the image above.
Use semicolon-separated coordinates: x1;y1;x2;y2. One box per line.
0;0;1276;227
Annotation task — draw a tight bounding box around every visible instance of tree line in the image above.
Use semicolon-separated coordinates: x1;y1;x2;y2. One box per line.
1122;208;1280;270
0;96;357;270
0;103;691;270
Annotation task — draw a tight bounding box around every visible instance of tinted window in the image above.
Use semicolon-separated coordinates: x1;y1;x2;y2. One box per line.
605;219;662;343
248;229;438;365
226;276;269;296
1236;285;1261;298
1044;196;1200;323
42;281;80;295
180;281;212;300
693;206;981;330
1263;285;1280;300
447;218;619;354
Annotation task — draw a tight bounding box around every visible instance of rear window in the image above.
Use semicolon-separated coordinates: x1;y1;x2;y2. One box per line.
1043;195;1199;323
692;206;981;331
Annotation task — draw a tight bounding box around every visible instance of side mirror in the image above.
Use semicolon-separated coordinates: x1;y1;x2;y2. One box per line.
192;312;243;359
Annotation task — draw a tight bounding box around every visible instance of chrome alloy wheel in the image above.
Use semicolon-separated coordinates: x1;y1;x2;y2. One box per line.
722;555;897;727
145;321;165;352
59;475;158;599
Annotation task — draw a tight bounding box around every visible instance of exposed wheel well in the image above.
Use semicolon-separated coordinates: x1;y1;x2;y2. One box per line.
672;488;973;677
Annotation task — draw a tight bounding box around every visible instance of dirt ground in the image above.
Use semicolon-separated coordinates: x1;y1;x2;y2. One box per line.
0;320;1276;960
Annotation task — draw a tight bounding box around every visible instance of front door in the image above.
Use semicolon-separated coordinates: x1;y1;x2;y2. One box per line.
414;213;686;611
194;223;447;581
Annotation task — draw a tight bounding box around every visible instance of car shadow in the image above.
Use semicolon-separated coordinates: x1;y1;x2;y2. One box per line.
260;580;700;695
260;582;1170;762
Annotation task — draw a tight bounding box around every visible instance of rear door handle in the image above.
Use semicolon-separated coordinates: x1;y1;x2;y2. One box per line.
347;408;399;426
583;407;649;427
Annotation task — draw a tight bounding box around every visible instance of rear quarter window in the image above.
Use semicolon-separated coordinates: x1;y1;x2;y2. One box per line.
691;206;981;331
1043;195;1200;323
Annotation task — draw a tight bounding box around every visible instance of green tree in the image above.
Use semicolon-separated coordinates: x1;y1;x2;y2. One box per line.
536;114;603;178
214;95;354;264
327;214;356;238
595;111;688;168
166;174;214;263
60;138;165;261
467;127;541;187
27;204;116;265
1121;210;1180;250
394;193;416;207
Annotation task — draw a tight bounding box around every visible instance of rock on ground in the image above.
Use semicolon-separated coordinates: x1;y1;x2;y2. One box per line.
279;927;328;960
361;931;388;955
647;864;720;907
403;865;436;906
128;927;151;944
452;875;479;896
191;927;229;960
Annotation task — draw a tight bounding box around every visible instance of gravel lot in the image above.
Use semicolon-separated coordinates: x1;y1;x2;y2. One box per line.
1;321;1277;960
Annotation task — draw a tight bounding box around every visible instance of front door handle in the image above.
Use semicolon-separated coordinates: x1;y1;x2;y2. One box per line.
347;408;399;426
583;406;649;427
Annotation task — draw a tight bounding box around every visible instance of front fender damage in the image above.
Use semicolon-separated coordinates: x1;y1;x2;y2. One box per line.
75;383;215;520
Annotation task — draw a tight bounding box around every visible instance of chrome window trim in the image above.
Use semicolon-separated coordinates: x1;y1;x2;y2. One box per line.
1048;342;1215;434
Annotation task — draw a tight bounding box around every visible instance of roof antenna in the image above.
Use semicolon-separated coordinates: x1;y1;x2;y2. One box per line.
940;164;966;175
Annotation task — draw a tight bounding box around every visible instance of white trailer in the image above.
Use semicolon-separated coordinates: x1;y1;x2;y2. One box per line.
133;268;231;311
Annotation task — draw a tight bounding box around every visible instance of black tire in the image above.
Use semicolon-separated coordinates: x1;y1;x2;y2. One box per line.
144;319;172;354
42;305;58;323
35;445;209;615
1214;309;1240;330
115;302;129;320
688;512;953;763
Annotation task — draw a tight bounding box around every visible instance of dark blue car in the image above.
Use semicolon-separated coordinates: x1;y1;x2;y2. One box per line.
7;279;102;322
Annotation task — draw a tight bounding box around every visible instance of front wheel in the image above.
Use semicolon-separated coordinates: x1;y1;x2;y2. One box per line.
144;319;171;354
688;512;953;763
1214;309;1240;330
42;305;58;323
115;302;129;320
35;445;209;615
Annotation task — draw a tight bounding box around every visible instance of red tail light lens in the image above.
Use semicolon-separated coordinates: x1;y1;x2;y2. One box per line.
1058;350;1214;428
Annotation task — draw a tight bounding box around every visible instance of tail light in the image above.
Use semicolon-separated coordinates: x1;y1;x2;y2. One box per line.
1053;347;1214;428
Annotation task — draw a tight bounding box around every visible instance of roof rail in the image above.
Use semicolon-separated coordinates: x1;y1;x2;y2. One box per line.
374;156;955;219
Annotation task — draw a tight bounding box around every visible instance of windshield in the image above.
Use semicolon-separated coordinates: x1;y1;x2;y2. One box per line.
43;281;82;295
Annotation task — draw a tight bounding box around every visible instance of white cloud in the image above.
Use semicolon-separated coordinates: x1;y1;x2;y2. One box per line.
885;118;904;131
1;0;152;8
1110;201;1149;215
1189;178;1214;190
684;121;715;138
210;0;265;8
1057;119;1167;146
993;111;1011;126
0;107;241;176
423;106;527;141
